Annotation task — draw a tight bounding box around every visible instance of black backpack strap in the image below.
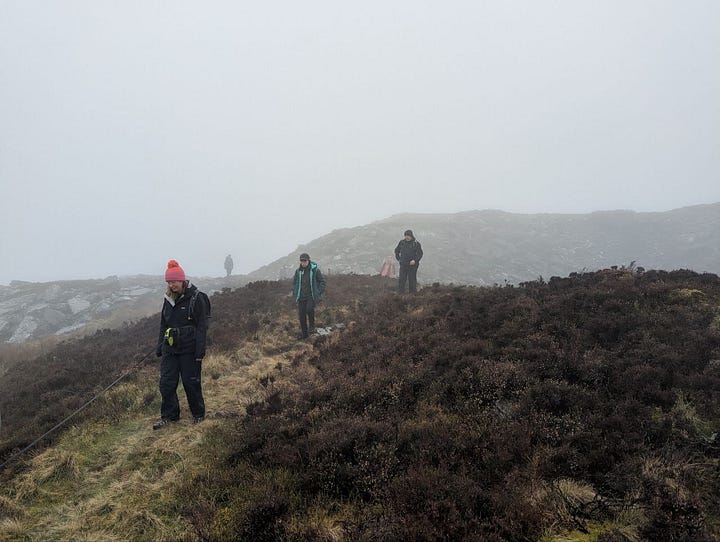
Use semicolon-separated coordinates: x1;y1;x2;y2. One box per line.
188;291;211;321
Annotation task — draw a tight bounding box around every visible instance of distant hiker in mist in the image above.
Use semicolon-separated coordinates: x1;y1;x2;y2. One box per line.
380;255;396;278
292;253;326;339
395;229;423;293
224;254;233;277
154;260;209;430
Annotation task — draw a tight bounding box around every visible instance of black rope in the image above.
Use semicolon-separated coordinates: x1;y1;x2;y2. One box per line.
0;348;156;471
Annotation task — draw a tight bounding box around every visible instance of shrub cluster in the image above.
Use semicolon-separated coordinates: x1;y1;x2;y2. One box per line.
182;269;720;540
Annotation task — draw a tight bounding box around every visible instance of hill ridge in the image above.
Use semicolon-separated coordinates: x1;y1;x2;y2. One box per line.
248;202;720;284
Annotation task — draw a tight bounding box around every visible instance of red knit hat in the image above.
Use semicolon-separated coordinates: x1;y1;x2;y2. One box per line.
165;260;186;282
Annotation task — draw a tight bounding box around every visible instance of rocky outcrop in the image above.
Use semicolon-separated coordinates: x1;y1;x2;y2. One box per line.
0;274;247;344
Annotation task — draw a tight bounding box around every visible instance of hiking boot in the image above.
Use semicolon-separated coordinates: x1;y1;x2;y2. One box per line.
192;416;205;424
152;418;177;430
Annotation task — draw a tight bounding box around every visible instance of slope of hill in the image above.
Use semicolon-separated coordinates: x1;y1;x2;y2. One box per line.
3;203;716;347
1;271;720;541
0;274;248;345
248;203;720;285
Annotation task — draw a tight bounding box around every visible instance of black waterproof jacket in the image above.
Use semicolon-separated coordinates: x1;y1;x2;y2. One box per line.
395;238;423;267
156;283;209;359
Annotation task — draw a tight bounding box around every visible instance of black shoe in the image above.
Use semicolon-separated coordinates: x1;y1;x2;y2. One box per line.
192;416;205;424
152;418;177;430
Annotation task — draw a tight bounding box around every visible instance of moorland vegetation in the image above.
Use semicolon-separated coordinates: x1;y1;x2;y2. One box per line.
1;270;719;541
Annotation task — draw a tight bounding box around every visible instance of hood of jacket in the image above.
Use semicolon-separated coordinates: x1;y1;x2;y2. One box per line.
298;261;317;271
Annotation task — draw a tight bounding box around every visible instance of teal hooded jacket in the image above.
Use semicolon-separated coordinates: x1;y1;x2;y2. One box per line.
292;261;326;303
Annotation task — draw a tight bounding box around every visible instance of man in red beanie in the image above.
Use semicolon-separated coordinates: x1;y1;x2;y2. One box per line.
153;260;209;429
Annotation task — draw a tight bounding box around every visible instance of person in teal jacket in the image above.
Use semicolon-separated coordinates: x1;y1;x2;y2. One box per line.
292;253;326;339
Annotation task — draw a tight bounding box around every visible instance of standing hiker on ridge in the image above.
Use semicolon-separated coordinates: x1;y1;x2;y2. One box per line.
292;253;326;339
224;254;233;277
154;260;209;429
395;229;423;293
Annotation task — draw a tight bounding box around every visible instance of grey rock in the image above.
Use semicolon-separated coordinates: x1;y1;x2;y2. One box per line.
0;274;249;343
42;308;67;327
8;316;38;343
67;297;91;314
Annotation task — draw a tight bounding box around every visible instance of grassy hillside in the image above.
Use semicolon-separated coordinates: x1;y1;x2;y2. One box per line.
1;271;720;541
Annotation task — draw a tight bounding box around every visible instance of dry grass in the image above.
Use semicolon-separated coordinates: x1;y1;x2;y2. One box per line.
13;449;82;500
0;518;31;541
0;494;24;520
284;501;350;541
531;478;597;523
535;479;646;542
0;330;313;541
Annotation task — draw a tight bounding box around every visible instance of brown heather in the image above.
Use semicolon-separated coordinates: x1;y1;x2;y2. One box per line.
1;271;719;541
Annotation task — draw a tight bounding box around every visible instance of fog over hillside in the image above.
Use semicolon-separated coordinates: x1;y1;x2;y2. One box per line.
250;203;720;285
2;203;718;344
2;3;718;286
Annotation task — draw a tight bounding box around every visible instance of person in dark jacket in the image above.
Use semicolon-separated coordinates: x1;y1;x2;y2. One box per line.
395;229;423;293
292;253;326;339
153;260;209;429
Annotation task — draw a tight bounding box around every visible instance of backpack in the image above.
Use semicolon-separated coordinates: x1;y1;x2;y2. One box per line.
188;290;211;322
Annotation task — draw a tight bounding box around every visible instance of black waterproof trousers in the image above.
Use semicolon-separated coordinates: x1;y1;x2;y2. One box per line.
298;298;315;338
159;352;205;420
398;264;418;293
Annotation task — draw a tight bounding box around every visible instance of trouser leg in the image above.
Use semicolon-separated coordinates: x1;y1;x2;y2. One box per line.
159;355;181;420
298;299;309;337
178;353;205;419
398;266;408;293
408;265;418;293
308;305;315;330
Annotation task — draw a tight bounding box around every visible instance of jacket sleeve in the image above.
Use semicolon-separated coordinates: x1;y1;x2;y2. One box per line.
156;303;166;357
291;270;299;301
315;268;327;301
415;242;423;263
193;295;209;360
394;241;402;261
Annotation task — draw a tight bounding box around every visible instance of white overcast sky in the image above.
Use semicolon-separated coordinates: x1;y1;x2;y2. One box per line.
1;1;718;284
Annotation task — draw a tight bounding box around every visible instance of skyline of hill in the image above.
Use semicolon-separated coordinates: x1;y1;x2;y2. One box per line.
1;203;718;345
249;202;720;285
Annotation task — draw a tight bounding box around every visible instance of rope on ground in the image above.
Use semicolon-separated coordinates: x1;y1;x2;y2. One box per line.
0;348;156;471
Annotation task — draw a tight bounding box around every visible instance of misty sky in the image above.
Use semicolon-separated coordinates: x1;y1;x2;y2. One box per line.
1;1;718;285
